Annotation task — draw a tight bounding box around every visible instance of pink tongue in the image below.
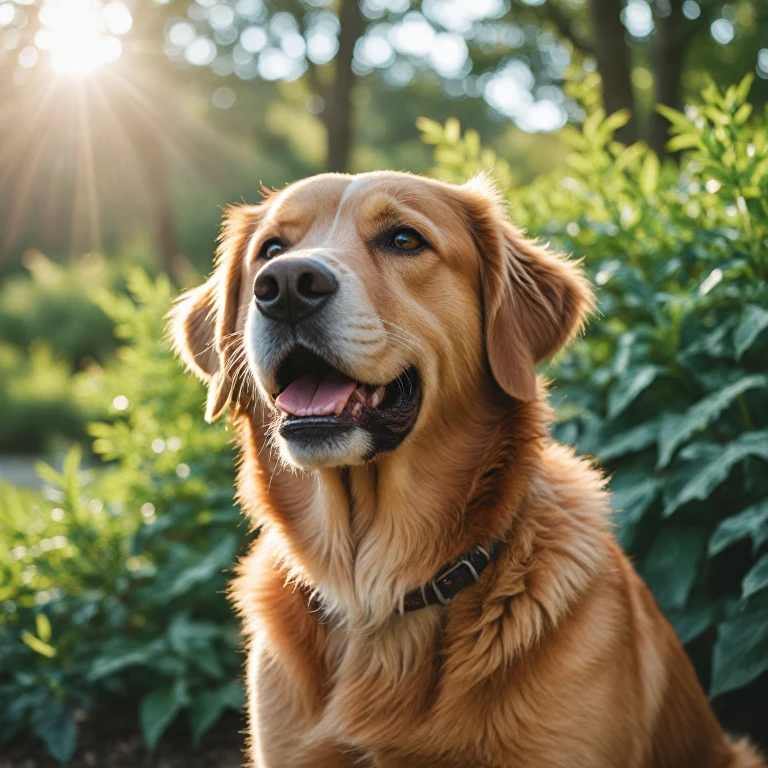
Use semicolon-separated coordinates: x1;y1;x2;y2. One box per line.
276;371;357;417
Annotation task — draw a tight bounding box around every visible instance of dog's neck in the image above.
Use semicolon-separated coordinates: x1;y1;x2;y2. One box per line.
236;386;551;628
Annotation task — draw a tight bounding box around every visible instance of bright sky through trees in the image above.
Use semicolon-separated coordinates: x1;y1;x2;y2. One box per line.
22;0;133;73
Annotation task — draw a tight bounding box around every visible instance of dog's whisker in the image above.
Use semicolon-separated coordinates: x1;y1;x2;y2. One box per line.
380;319;421;343
381;332;421;359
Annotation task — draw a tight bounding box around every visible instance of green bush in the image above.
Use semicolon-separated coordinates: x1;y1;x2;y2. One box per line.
0;342;96;454
422;75;768;732
0;252;118;454
0;252;116;368
0;273;248;761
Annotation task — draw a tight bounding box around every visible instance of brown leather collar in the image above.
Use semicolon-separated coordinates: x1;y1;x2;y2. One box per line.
397;542;499;614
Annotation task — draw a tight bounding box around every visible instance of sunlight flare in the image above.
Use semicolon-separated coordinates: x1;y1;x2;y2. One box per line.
38;0;130;74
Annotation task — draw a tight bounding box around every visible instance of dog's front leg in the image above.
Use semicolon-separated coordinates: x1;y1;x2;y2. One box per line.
245;639;360;768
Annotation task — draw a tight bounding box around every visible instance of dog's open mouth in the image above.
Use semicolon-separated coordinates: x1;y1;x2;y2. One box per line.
272;346;421;451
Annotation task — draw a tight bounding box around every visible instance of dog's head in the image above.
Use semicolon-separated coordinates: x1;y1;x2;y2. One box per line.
171;172;592;470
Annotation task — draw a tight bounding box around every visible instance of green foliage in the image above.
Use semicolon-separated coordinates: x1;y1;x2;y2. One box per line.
0;274;248;760
422;76;768;720
0;252;116;367
0;252;119;453
0;341;97;454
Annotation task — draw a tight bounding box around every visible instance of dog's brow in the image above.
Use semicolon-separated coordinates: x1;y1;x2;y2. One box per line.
259;203;320;247
362;195;439;242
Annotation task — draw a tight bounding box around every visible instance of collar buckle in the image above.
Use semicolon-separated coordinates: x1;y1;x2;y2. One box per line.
398;541;499;614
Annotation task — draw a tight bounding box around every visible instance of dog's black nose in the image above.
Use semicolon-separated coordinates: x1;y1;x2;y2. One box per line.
254;257;337;327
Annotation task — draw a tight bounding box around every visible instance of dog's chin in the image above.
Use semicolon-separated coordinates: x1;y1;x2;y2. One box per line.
276;421;373;469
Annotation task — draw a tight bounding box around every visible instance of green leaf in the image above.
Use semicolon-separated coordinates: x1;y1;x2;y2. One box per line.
610;470;658;525
167;614;226;678
734;73;755;104
611;475;659;548
62;445;82;480
607;365;659;419
614;141;646;172
167;613;220;654
34;462;64;488
87;637;167;680
734;304;768;360
21;631;56;658
601;109;632;136
657;375;767;468
558;125;588;150
709;499;768;556
599;419;660;462
734;103;753;125
159;534;237;602
415;117;444;144
188;681;245;744
665;133;703;152
32;705;77;764
444;117;461;144
139;681;189;751
667;603;720;645
464;129;480;159
681;320;735;360
190;647;225;679
639;152;660;197
656;104;696;131
36;613;52;643
663;432;768;516
742;555;768;599
711;607;768;697
641;526;707;611
582;107;605;141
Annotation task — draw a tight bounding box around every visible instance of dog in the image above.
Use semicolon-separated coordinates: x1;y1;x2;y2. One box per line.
171;171;764;767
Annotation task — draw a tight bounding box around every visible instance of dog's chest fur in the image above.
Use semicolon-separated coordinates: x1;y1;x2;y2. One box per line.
231;432;655;767
236;534;653;768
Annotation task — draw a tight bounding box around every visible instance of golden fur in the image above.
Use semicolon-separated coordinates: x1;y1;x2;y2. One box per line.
171;171;764;767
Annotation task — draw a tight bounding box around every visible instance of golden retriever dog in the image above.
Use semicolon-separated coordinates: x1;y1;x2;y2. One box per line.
171;171;764;768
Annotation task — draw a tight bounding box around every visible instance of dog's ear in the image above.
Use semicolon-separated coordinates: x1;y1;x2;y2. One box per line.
461;180;594;402
170;203;264;421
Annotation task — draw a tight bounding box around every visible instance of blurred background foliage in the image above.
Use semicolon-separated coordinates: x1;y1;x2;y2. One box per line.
1;0;767;763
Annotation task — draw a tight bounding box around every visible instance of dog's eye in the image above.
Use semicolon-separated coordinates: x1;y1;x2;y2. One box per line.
390;228;425;253
259;238;286;260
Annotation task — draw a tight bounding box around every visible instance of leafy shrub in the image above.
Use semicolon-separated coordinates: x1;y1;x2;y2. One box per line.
0;342;98;454
0;252;116;368
0;252;118;454
421;75;768;735
0;273;249;761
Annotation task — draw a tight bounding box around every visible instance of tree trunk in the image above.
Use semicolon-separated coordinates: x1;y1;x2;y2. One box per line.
145;141;178;278
134;125;178;278
589;0;638;145
324;0;363;172
120;103;179;280
650;0;687;156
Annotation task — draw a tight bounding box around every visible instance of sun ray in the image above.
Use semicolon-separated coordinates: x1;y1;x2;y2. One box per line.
73;80;102;254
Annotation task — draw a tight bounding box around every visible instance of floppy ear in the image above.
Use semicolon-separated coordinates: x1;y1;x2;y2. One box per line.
169;204;264;421
462;182;593;402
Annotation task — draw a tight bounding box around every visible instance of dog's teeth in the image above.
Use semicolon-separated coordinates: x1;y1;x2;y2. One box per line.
369;385;386;408
352;388;367;404
351;402;363;418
